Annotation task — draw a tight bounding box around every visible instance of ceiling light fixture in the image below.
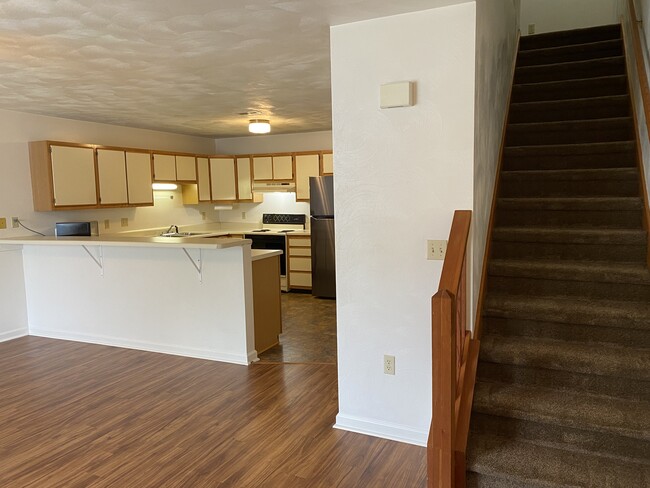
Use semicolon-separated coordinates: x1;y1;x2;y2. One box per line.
249;119;271;134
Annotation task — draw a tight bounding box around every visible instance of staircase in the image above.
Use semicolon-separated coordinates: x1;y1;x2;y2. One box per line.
467;24;650;487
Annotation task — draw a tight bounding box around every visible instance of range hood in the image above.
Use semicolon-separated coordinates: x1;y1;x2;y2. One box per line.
252;182;296;193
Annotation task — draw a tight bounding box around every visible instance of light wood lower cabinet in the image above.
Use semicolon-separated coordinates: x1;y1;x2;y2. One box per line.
252;255;283;354
288;235;312;290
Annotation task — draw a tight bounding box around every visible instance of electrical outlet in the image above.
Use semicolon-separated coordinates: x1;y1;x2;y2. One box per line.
427;240;447;260
0;218;6;230
11;217;19;229
241;211;246;220
201;211;207;221
384;355;395;375
528;23;535;35
121;217;128;227
104;219;110;230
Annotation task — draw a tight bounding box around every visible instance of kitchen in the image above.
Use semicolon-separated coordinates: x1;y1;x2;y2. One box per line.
2;138;337;366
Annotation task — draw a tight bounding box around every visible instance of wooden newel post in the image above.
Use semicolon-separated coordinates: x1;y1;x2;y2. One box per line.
428;289;457;488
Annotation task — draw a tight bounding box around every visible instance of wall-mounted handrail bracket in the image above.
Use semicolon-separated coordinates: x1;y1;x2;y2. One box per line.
82;245;104;276
182;248;203;282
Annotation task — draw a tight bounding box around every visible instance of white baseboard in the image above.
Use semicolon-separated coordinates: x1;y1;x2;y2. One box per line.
29;328;251;365
334;413;428;447
0;328;28;343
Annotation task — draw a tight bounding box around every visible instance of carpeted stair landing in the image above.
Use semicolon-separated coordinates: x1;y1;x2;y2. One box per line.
467;24;650;487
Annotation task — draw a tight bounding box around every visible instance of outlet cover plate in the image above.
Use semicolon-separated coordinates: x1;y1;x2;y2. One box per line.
384;355;395;375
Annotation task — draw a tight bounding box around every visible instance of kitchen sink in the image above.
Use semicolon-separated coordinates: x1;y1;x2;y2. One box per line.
158;231;210;237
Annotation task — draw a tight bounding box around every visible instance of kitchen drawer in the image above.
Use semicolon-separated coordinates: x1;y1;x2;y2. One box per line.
290;272;312;288
289;247;311;257
288;237;311;247
289;256;311;272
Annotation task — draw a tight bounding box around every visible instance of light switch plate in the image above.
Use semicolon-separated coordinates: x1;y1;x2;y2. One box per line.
380;81;414;108
427;240;447;260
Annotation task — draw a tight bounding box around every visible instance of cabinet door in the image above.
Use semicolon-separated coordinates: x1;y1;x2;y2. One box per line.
197;157;211;202
153;154;176;181
236;157;253;201
295;154;320;201
253;156;273;180
50;145;97;206
273;155;293;180
176;155;197;181
97;149;128;205
210;157;237;201
126;152;153;205
322;152;333;175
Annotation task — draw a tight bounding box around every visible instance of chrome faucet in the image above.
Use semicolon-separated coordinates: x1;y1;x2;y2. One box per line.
165;225;179;234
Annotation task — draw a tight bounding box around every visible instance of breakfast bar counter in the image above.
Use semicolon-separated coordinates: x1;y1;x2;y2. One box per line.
0;235;283;365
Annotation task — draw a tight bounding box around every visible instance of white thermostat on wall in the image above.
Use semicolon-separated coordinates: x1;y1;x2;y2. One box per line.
380;81;415;109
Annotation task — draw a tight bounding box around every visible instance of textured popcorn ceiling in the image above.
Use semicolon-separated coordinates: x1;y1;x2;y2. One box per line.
0;0;470;137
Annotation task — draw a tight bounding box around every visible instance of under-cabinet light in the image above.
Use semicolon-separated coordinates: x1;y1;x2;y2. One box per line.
152;183;178;191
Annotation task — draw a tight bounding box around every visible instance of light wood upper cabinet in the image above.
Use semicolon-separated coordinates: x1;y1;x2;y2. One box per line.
210;157;237;202
153;154;176;181
322;152;333;175
50;145;97;207
97;149;128;205
295;154;320;201
253;156;273;180
196;157;211;202
273;155;293;180
176;155;197;181
126;151;154;205
236;157;253;201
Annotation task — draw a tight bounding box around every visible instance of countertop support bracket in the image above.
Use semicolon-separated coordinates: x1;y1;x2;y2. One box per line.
182;248;202;282
82;245;104;276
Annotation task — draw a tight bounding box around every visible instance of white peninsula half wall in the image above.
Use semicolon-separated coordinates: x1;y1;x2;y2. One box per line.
1;236;261;365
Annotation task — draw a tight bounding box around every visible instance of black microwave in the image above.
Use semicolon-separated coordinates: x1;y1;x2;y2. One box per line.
55;221;99;237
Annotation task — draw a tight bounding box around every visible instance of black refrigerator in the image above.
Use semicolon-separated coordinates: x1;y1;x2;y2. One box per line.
310;175;336;298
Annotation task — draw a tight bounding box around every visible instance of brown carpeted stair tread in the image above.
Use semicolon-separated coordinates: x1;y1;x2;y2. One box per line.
472;382;650;440
471;412;650;466
467;434;649;488
514;56;626;84
512;75;629;103
488;259;650;285
479;334;650;381
498;196;643;210
509;95;631;123
484;294;650;330
501;167;638;180
517;39;623;67
492;226;647;245
505;117;634;146
519;24;621;51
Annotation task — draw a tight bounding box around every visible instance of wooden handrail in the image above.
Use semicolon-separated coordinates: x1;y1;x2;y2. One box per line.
428;210;479;488
624;0;650;268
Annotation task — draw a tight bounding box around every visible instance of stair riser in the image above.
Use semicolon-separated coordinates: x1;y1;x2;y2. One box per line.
481;316;650;348
506;124;634;146
499;178;639;197
514;58;625;84
512;77;628;103
495;209;643;228
470;412;650;463
517;44;623;67
488;275;650;302
503;150;636;171
509;101;630;123
491;241;647;263
520;26;621;51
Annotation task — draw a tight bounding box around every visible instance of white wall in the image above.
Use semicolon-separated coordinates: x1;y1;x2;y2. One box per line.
330;4;476;445
521;0;618;35
473;1;520;325
0;108;218;342
216;130;332;154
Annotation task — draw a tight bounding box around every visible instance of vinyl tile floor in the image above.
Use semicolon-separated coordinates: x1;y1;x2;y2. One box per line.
258;292;337;364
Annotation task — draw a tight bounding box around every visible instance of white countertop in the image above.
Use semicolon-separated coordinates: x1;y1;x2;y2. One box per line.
0;234;251;250
251;249;283;261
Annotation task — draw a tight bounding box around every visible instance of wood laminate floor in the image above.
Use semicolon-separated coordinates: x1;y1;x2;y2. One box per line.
0;336;426;487
259;292;337;364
